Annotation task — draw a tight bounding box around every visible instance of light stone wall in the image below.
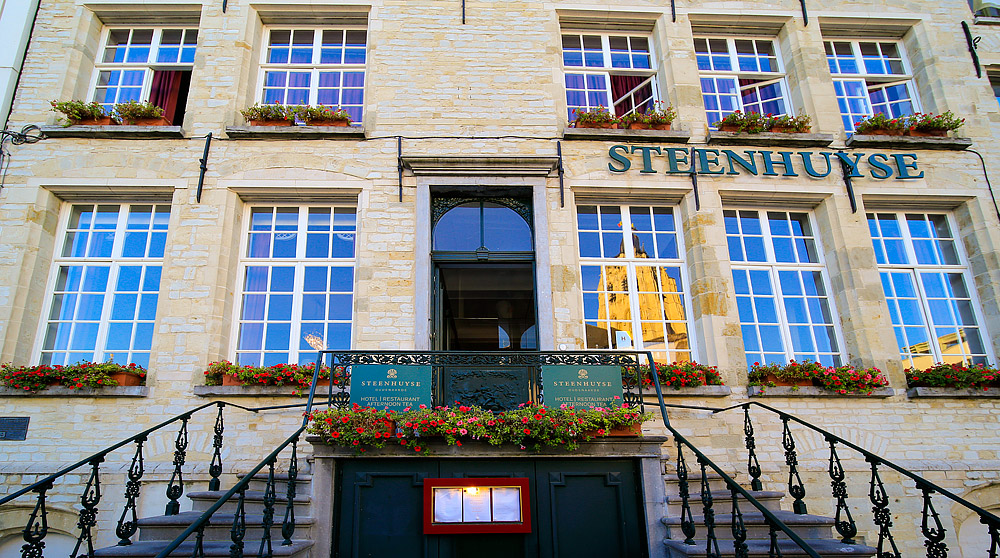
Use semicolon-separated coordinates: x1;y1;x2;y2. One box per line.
0;0;998;556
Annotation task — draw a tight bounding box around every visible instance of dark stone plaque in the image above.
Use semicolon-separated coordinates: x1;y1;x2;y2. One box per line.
442;367;532;411
0;417;29;441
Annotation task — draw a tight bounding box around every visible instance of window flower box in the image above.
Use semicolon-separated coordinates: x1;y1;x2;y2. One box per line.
1;362;147;393
204;361;348;390
905;363;999;396
749;361;889;396
623;361;725;392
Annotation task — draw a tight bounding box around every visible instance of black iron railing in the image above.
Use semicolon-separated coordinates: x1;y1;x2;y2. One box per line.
660;400;1000;557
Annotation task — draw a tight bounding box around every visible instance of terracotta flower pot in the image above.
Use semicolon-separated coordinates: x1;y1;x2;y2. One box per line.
221;374;243;386
575;121;617;129
770;126;808;134
74;116;113;126
717;124;740;132
763;373;814;387
248;119;294;127
627;122;650;130
587;423;642;437
861;128;903;136
650;122;672;130
906;128;947;137
125;117;171;126
308;120;350;127
109;371;144;386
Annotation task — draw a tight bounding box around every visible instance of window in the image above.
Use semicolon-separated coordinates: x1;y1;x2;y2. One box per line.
92;27;197;125
990;72;1000;109
39;204;170;368
259;28;367;123
725;210;843;368
824;40;919;132
867;212;992;369
235;206;357;366
577;205;691;362
695;36;789;127
970;0;1000;17
561;32;658;121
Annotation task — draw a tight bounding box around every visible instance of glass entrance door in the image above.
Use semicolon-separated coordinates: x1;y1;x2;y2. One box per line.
435;263;537;351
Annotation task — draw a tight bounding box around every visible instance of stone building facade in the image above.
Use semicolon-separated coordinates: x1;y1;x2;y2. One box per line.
0;0;999;556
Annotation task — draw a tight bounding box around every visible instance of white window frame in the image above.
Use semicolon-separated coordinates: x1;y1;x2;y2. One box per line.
824;39;921;132
725;209;846;367
232;205;358;366
560;31;660;121
34;203;170;368
90;27;198;110
256;27;367;124
868;211;995;368
694;36;791;127
576;204;695;363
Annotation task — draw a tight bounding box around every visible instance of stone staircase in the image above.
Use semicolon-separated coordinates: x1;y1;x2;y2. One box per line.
661;467;877;557
94;472;316;557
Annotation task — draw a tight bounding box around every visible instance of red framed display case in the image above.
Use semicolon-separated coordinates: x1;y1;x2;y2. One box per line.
423;477;532;534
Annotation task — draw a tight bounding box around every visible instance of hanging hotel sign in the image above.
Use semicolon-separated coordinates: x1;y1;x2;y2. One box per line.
350;365;432;411
607;145;923;180
542;365;623;409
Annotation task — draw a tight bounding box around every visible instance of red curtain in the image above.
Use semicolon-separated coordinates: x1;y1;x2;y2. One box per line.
149;71;183;124
610;75;645;117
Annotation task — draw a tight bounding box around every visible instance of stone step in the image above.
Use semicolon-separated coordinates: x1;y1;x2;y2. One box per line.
137;511;314;542
236;472;313;494
94;540;313;558
666;490;786;515
664;470;741;495
662;510;838;542
663;538;876;557
188;490;311;514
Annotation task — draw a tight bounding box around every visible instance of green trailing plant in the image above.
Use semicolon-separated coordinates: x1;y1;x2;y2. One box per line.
571;106;618;126
906;362;1000;390
853;113;907;134
644;101;677;125
769;112;812;132
49;100;108;124
113;100;165;123
239;103;295;123
1;361;146;392
621;361;724;390
907;111;964;132
296;105;352;124
748;360;889;395
713;111;770;133
203;360;348;389
307;401;652;455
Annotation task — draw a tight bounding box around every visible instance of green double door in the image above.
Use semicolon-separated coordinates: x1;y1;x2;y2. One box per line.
335;458;646;558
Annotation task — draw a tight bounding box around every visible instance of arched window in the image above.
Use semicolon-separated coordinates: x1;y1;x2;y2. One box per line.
432;200;532;253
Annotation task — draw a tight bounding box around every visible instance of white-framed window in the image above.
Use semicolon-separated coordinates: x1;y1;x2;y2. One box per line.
725;210;844;368
258;28;367;124
577;205;692;362
91;27;198;124
561;32;659;121
695;36;789;127
867;212;993;369
234;206;357;366
824;39;920;132
37;204;170;368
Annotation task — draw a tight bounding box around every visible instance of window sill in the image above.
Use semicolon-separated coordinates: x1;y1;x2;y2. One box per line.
707;131;834;148
845;134;972;150
0;386;148;397
561;127;691;143
225;125;366;140
40;125;184;139
906;387;1000;398
193;385;350;397
635;385;731;398
974;15;1000;24
748;386;896;398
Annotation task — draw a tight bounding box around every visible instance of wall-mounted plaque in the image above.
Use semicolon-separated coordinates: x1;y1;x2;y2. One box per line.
541;365;623;409
0;417;29;441
424;478;531;534
350;365;432;410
